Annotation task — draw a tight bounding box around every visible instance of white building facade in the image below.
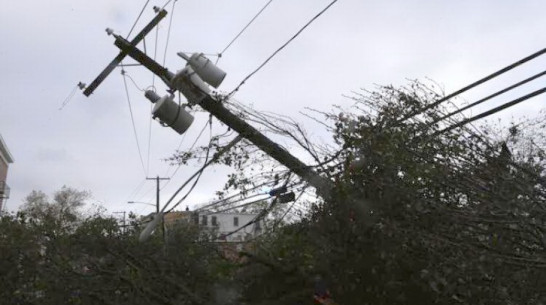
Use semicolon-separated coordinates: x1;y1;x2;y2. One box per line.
0;134;13;212
197;212;264;242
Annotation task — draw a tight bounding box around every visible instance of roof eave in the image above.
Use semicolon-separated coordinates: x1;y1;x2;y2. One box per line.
0;135;14;163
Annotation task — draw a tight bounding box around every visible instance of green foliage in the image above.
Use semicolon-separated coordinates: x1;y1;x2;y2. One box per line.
235;82;546;305
0;188;230;305
2;82;546;305
19;186;90;233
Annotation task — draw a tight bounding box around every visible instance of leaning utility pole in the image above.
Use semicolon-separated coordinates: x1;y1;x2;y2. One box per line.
82;8;333;200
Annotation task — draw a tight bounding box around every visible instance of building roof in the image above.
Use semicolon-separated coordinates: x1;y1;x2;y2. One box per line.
0;134;13;163
205;212;260;216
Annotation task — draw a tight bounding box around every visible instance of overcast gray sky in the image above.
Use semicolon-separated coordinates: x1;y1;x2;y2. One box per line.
1;0;545;215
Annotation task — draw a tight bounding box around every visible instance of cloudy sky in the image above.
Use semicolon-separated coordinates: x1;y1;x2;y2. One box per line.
1;0;545;215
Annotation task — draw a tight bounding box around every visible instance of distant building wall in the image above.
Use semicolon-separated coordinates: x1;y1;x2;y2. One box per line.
0;134;14;212
164;211;192;226
200;212;263;242
0;157;7;182
163;210;264;242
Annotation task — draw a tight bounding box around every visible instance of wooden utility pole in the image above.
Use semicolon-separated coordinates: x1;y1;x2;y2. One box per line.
147;176;170;238
147;176;170;214
82;9;333;200
112;35;332;199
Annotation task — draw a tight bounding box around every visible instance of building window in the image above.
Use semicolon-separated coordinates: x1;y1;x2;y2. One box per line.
211;216;217;226
233;216;239;227
202;215;208;226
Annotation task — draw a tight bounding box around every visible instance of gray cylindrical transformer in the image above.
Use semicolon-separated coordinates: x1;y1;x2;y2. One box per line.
152;96;194;135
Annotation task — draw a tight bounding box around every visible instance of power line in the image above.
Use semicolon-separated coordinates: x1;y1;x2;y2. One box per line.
120;68;151;175
434;86;546;136
147;21;161;175
197;179;302;214
396;46;546;125
163;129;188;177
430;69;546;127
216;0;274;64
166;145;212;213
122;72;147;176
151;19;161;88
161;0;174;11
126;0;151;39
58;84;80;110
112;0;152;182
122;70;146;91
164;133;244;213
131;184;156;216
193;178;285;212
146;102;153;176
218;179;299;240
161;117;211;190
227;0;339;97
144;0;177;176
126;179;146;201
162;0;179;66
136;184;155;202
203;196;270;215
200;190;270;213
221;209;267;240
166;121;215;208
164;118;213;199
204;181;305;215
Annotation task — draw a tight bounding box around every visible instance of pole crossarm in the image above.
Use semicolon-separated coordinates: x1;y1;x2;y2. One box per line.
112;38;334;199
83;9;168;96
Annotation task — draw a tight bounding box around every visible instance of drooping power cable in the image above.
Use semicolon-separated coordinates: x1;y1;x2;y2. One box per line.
227;0;339;97
161;0;179;66
126;0;151;39
430;69;546;127
433;86;546;136
395;47;546;125
216;0;274;64
163;134;244;213
121;72;148;176
161;117;211;190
